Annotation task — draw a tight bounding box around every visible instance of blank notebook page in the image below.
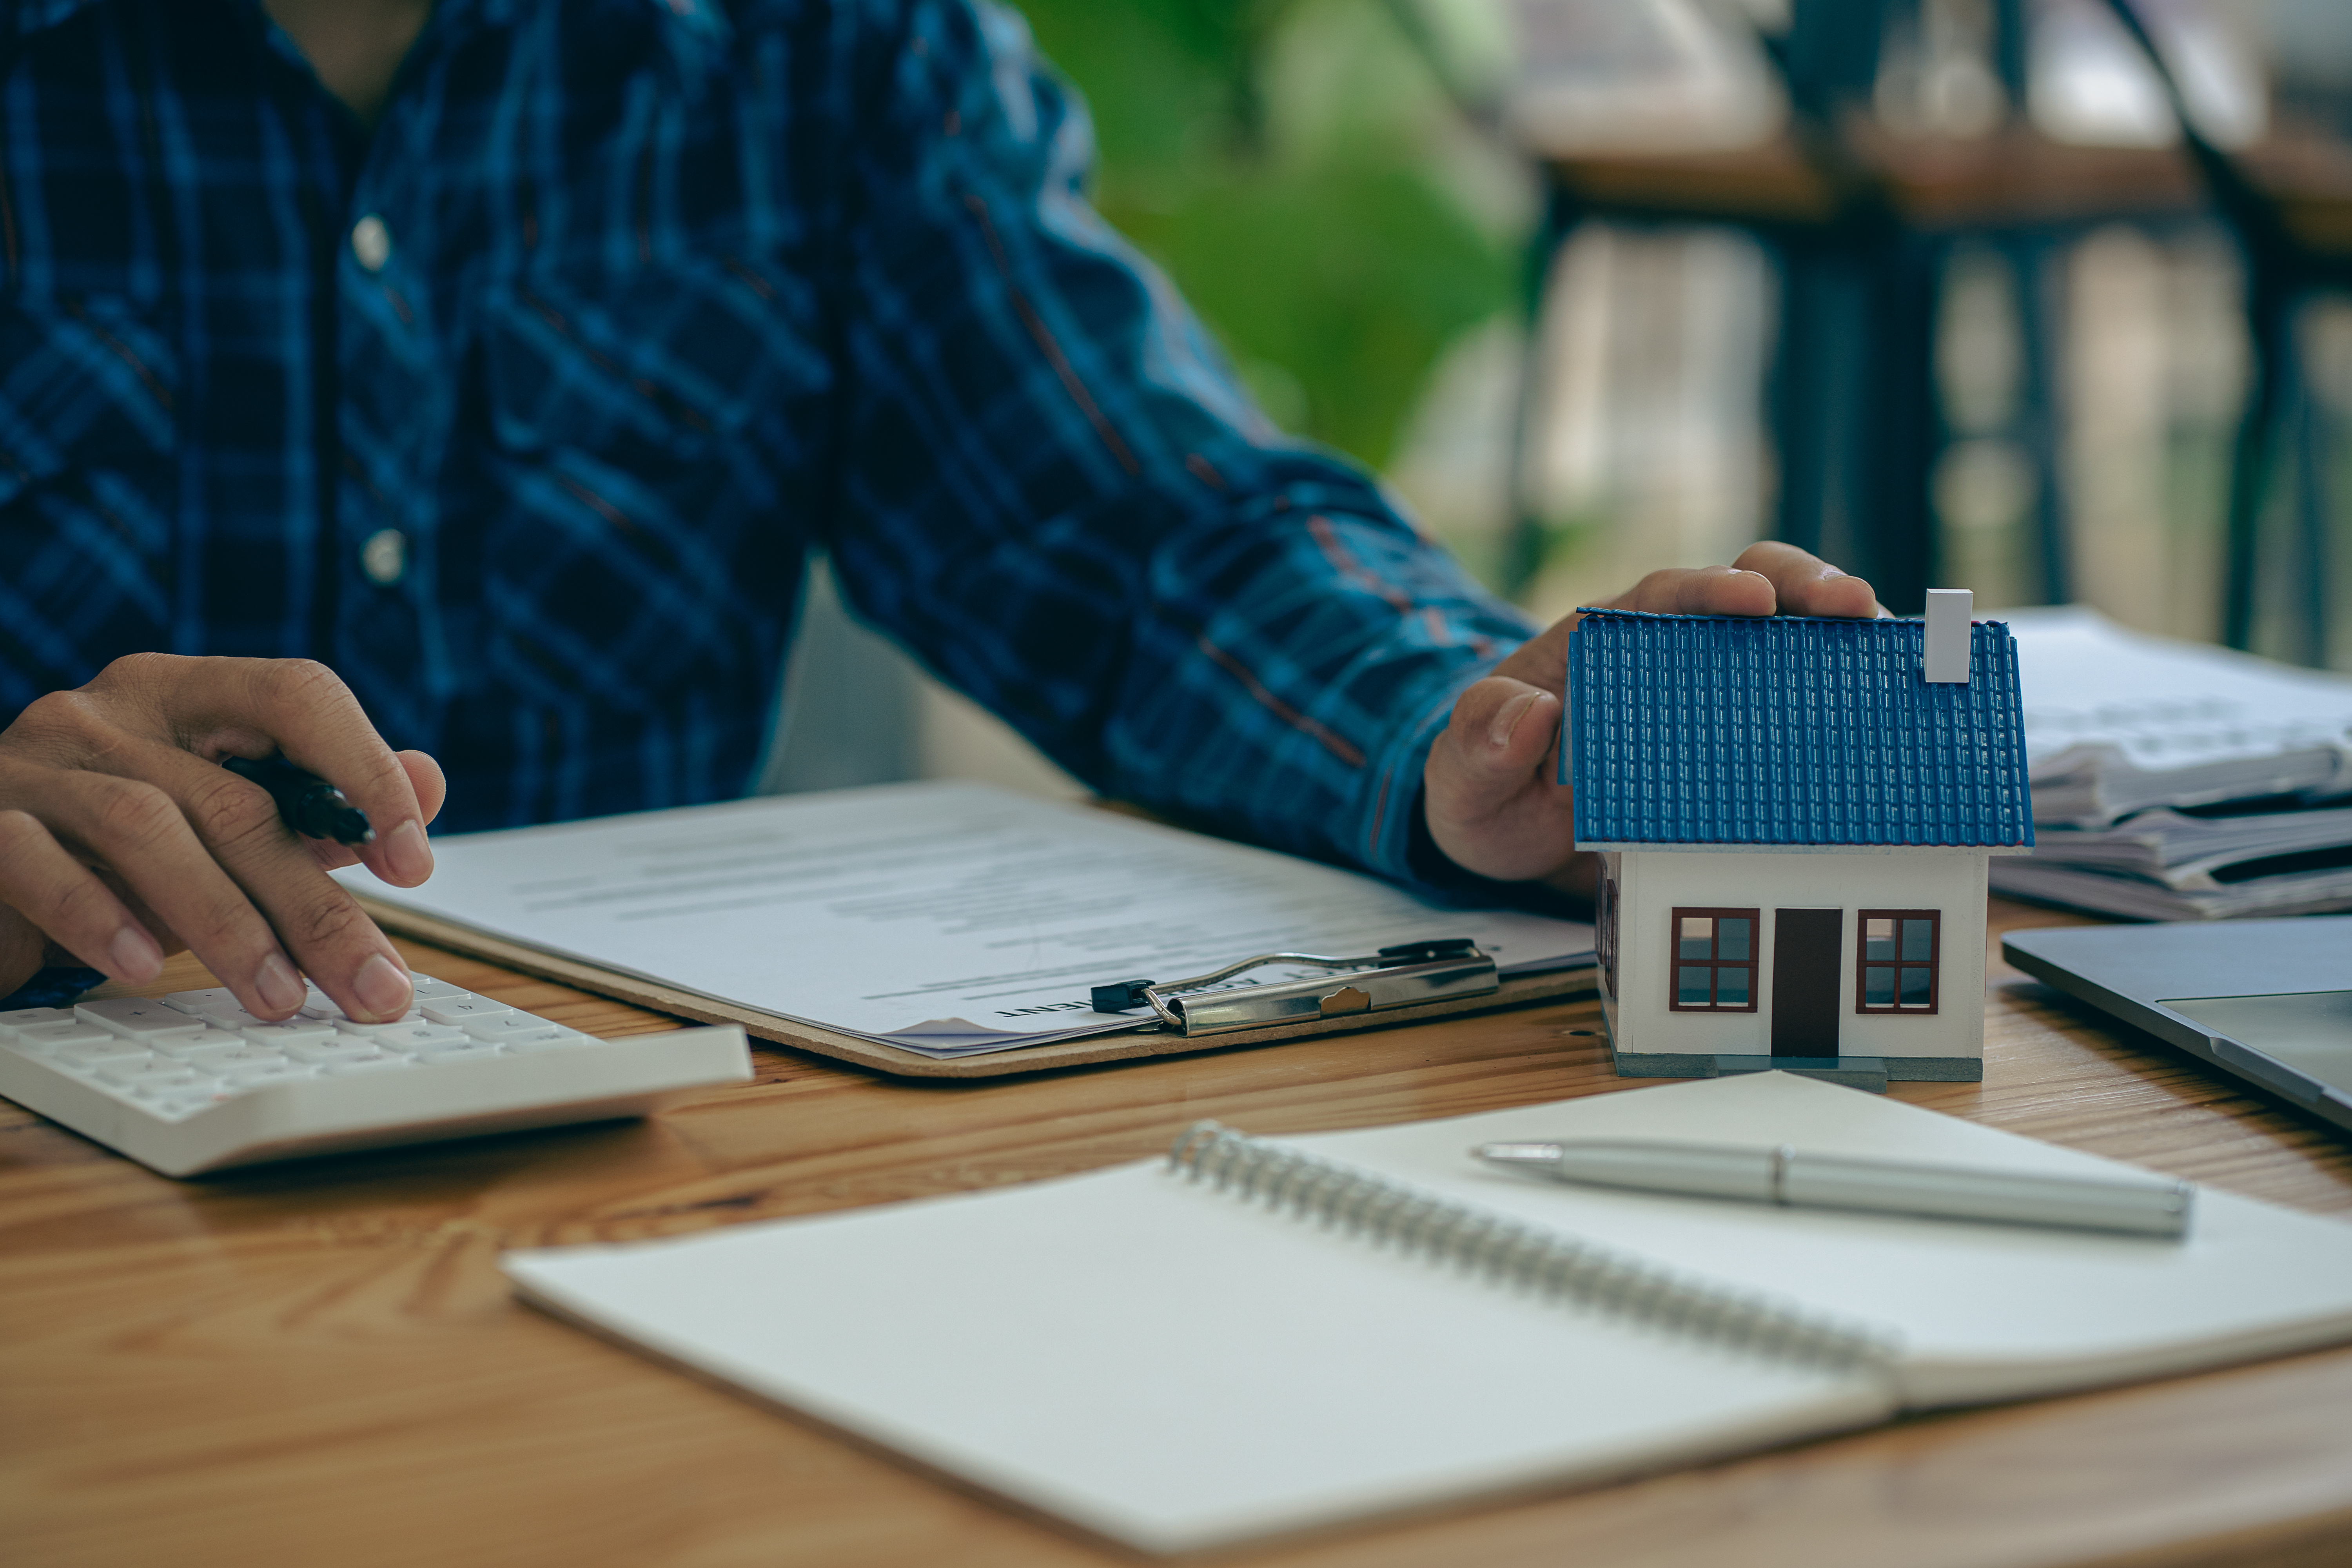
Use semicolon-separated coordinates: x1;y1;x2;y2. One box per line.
507;1154;1888;1553
504;1073;2352;1552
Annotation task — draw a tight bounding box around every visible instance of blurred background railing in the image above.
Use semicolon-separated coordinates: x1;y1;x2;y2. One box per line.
764;0;2352;799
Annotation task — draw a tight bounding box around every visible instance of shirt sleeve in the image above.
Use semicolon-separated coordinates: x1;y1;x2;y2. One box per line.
815;0;1535;884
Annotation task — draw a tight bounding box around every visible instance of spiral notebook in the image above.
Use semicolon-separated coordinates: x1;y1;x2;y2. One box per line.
503;1074;2352;1554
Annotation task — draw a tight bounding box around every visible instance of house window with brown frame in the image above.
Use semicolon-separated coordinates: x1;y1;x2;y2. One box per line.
1856;910;1940;1013
1668;908;1758;1011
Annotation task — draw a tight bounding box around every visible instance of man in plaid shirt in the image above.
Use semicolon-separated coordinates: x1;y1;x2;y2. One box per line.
0;0;1879;1023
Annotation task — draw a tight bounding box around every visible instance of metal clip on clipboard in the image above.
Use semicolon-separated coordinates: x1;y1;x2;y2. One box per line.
1087;938;1498;1037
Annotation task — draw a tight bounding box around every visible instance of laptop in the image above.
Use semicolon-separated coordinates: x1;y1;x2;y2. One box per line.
2003;918;2352;1136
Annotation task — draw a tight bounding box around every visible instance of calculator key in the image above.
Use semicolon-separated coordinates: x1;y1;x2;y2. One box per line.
408;975;468;999
142;1031;242;1063
237;1020;343;1048
419;997;515;1027
221;1061;318;1087
54;1037;155;1067
195;1005;279;1031
373;1023;471;1053
323;1013;427;1035
499;1029;600;1053
79;998;213;1040
323;1051;416;1074
300;988;424;1025
137;1025;220;1052
162;988;241;1016
145;1026;243;1055
9;1021;119;1053
458;1014;560;1044
90;1055;168;1084
185;1045;293;1074
282;1035;405;1064
409;1038;509;1061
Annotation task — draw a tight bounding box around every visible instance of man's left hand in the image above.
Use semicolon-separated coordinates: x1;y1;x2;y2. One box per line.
1421;542;1887;899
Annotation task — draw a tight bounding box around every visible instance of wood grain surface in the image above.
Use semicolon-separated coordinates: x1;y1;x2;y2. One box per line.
4;899;2348;1568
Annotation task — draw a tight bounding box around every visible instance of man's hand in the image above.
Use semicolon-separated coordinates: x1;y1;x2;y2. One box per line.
0;655;444;1021
1422;542;1886;897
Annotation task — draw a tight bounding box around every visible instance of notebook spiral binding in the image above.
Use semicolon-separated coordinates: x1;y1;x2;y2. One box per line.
1169;1121;1898;1374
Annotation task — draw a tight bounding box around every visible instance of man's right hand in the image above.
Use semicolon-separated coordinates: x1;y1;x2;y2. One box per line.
0;655;444;1022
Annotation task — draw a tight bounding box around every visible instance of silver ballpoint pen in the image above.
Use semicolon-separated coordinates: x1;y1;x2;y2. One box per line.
1473;1140;2193;1239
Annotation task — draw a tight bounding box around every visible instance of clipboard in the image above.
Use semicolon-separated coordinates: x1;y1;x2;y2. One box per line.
358;895;1595;1079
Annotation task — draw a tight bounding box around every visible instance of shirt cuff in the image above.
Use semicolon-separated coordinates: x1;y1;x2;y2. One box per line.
1353;666;1590;915
0;965;109;1011
1353;667;1499;896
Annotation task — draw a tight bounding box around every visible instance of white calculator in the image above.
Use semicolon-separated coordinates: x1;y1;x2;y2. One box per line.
0;974;751;1177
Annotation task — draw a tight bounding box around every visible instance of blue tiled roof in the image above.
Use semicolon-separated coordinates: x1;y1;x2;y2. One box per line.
1564;611;2033;848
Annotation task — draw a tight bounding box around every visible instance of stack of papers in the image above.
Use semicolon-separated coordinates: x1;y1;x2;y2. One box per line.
345;783;1593;1058
1997;609;2352;920
1987;805;2352;920
2010;607;2352;827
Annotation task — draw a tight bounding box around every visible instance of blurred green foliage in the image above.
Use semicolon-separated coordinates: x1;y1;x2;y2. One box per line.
1010;0;1527;470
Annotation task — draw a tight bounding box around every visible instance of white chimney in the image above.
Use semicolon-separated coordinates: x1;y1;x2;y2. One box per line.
1923;588;1972;683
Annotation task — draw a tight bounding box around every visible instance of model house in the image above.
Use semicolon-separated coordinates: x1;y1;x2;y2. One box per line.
1563;591;2032;1091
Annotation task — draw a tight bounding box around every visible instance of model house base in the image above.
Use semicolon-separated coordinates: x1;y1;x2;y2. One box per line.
1608;1053;1984;1093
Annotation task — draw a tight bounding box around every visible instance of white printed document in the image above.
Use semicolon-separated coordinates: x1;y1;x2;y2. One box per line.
342;783;1592;1057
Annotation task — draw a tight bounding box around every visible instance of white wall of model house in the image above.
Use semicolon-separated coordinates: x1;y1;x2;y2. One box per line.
1600;847;1992;1061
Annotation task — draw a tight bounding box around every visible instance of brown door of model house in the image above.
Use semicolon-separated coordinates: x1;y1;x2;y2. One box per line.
1771;908;1843;1057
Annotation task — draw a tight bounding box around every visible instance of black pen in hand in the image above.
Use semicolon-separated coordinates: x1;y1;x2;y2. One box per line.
221;755;375;846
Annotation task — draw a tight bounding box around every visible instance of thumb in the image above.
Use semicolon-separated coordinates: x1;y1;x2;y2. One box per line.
1423;676;1575;882
1428;677;1559;821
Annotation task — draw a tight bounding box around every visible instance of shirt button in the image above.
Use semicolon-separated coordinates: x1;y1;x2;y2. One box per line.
351;214;392;273
360;529;407;586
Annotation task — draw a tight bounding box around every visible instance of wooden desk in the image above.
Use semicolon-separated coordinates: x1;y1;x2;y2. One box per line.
5;900;2349;1568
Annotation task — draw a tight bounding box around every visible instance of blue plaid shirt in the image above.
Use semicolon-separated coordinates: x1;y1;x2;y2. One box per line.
0;0;1532;891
